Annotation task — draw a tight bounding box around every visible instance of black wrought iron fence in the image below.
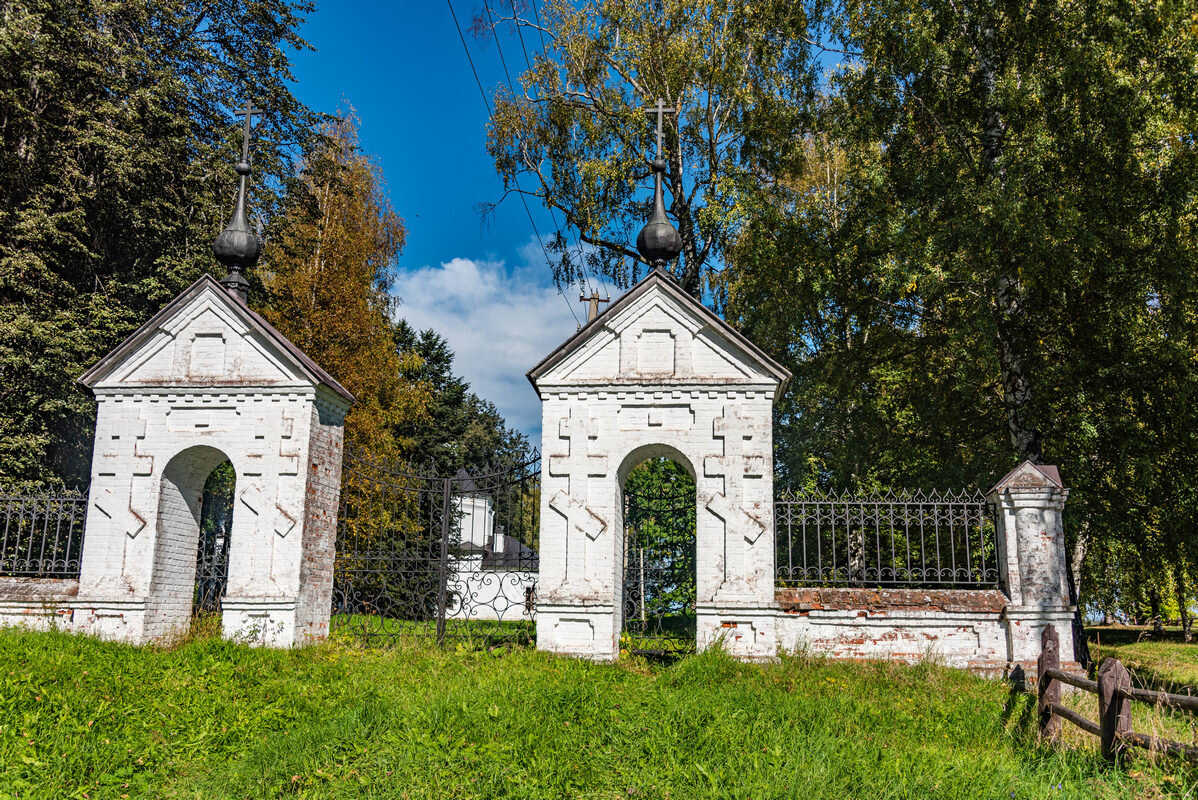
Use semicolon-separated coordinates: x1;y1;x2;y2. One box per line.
0;489;88;579
332;449;540;646
774;489;998;588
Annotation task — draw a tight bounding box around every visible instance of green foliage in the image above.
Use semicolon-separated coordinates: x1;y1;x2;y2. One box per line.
798;0;1198;616
489;0;1198;618
1088;625;1198;692
391;321;530;476
2;628;1194;797
486;0;817;295
0;0;317;487
624;458;696;623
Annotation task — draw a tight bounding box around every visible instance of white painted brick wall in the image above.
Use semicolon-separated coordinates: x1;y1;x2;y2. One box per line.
62;282;350;647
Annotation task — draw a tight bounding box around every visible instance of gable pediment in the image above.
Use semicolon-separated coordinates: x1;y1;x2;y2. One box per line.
528;272;790;394
80;275;354;403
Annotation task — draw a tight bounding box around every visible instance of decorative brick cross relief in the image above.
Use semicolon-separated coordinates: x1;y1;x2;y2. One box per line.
239;482;297;538
547;412;609;489
547;491;607;541
245;411;300;476
703;407;767;543
547;410;609;585
93;484;148;539
97;407;152;477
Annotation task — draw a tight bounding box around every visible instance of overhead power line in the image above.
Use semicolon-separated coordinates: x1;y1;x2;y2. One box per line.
502;0;608;301
482;0;602;299
446;0;582;328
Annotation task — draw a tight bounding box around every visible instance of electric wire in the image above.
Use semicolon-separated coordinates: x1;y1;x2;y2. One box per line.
483;1;604;302
446;0;582;327
505;0;609;302
534;0;625;297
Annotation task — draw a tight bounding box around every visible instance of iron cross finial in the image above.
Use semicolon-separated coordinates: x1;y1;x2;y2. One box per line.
238;99;264;163
643;97;675;160
635;97;682;272
214;96;264;302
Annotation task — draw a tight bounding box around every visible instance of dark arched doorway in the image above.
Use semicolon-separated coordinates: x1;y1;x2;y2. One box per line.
145;446;236;640
621;457;697;656
194;460;235;621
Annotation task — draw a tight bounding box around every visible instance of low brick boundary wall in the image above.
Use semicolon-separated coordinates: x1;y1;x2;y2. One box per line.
776;587;1008;614
0;577;79;631
775;587;1010;673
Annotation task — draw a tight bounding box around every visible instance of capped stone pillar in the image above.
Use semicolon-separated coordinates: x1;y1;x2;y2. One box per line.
988;461;1076;669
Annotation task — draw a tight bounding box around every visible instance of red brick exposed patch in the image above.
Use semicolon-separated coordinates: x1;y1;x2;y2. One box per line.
776;587;1007;614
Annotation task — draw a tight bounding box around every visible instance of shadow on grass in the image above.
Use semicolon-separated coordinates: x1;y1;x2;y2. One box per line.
1087;625;1198;695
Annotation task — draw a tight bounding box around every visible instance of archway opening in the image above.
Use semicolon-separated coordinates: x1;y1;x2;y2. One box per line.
620;456;697;657
194;460;235;622
147;446;235;640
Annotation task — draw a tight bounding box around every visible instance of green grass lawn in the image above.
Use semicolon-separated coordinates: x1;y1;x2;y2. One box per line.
1087;625;1198;691
0;628;1194;799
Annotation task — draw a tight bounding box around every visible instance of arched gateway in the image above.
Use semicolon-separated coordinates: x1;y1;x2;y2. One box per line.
75;275;352;646
528;270;791;661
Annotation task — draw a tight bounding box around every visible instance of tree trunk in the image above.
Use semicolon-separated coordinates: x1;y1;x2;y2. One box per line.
978;20;1044;465
993;279;1043;463
1070;524;1088;609
1174;566;1192;643
1066;527;1092;669
1149;586;1163;635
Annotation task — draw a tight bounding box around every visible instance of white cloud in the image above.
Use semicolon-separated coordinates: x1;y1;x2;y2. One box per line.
391;247;583;441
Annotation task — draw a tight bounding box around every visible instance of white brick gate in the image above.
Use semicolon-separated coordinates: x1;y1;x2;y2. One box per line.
527;270;791;660
70;275;352;646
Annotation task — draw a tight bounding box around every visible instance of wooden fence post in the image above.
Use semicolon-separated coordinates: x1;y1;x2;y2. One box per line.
1038;625;1061;740
1098;658;1133;761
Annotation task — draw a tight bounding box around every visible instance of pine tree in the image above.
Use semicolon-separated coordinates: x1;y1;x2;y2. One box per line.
0;0;316;486
260;111;429;461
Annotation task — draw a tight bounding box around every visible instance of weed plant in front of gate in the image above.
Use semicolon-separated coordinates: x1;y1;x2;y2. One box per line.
0;629;1193;799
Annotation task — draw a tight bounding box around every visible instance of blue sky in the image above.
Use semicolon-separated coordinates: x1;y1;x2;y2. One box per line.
290;1;585;441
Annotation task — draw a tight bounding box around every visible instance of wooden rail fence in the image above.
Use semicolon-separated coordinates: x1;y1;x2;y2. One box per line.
1037;626;1198;762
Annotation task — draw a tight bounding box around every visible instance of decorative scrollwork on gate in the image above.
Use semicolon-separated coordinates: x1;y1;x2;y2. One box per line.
332;450;540;646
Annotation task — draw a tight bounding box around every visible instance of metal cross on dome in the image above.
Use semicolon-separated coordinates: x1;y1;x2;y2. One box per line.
643;97;675;160
237;99;264;162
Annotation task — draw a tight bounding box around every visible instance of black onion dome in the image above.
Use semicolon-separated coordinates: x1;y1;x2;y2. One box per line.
213;160;261;271
636;158;681;268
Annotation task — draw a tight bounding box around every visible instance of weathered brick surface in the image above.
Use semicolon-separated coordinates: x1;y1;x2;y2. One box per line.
775;606;1010;670
989;461;1076;667
0;578;78;631
17;281;355;647
776;587;1008;614
0;577;78;601
293;399;344;643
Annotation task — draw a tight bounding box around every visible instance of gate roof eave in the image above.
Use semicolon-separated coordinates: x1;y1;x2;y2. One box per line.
78;274;356;405
526;270;791;399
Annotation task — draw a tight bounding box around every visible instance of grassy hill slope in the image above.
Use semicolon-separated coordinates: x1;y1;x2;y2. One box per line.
0;628;1192;799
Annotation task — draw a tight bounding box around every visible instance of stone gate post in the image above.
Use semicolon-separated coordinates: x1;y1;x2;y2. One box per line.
988;461;1077;670
73;275;353;647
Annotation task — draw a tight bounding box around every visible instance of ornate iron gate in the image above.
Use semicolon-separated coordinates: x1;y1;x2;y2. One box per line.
621;486;697;657
332;450;540;646
194;463;235;616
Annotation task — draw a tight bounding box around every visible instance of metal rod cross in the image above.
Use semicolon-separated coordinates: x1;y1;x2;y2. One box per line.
237;99;264;162
642;97;675;160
